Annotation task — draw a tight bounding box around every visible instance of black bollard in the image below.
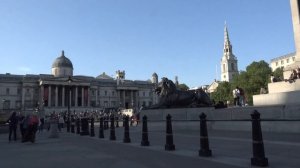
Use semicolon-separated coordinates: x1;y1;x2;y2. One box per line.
251;110;268;167
123;116;131;143
76;118;80;134
99;117;104;138
71;117;75;133
116;116;119;128
90;117;95;137
109;115;116;140
122;116;125;127
67;118;70;132
141;115;150;146
165;114;175;151
198;113;212;157
104;116;109;130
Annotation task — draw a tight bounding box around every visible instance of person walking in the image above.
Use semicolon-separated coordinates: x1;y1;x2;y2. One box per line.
7;111;18;142
239;87;245;106
232;87;240;106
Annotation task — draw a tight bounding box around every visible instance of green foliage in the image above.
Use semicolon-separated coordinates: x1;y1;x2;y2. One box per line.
210;81;232;103
177;83;189;91
212;60;272;106
272;67;284;80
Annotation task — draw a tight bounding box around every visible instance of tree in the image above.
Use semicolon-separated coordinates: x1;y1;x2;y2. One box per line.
232;60;272;105
177;83;189;91
272;67;284;81
210;81;231;103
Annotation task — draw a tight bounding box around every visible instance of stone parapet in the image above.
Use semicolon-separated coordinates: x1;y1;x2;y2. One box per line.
141;105;300;133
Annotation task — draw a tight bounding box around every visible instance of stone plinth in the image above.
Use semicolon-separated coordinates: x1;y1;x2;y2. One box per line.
141;106;300;133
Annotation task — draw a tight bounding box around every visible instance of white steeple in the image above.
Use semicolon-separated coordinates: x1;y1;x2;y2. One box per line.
220;23;239;82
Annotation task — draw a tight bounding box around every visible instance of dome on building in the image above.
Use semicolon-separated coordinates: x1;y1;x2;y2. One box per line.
52;50;73;69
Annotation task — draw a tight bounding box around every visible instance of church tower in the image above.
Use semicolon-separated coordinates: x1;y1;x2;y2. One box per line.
220;23;239;82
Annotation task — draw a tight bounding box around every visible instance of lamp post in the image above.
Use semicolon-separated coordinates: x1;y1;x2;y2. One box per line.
67;76;73;132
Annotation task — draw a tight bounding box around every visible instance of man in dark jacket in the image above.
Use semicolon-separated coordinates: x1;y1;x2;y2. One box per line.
7;111;18;141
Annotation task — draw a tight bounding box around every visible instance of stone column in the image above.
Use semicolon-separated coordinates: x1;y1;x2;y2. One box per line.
123;90;126;108
62;86;65;107
21;87;25;110
48;85;52;107
40;85;44;109
130;90;133;108
82;87;84;107
55;85;58;107
118;90;122;107
95;88;98;107
88;87;90;107
75;86;78;107
135;91;138;109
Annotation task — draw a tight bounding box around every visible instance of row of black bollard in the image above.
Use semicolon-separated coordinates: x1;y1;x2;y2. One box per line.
83;110;268;167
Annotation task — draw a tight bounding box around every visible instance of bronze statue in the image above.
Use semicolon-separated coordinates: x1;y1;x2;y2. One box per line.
147;77;212;109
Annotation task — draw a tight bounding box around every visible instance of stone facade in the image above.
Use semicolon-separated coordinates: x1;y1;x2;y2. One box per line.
0;51;158;116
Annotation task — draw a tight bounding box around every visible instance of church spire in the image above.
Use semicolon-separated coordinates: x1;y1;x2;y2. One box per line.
223;22;233;57
220;22;239;82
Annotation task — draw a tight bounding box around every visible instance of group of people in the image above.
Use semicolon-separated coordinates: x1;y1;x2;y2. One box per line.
6;112;40;143
232;86;245;106
286;68;300;83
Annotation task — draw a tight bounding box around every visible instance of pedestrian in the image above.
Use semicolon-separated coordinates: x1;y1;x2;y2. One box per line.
18;112;25;140
6;111;18;142
22;113;39;143
58;115;64;132
232;86;240;106
239;87;245;106
39;117;45;132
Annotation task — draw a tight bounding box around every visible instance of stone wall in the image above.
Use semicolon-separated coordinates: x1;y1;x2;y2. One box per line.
141;105;300;133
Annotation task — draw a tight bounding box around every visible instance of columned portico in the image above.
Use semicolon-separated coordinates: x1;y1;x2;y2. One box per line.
39;78;90;111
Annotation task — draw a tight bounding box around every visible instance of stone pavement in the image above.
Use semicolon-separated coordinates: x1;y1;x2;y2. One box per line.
1;123;300;168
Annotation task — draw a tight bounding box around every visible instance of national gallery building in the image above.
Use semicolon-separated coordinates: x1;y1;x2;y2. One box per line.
0;51;158;116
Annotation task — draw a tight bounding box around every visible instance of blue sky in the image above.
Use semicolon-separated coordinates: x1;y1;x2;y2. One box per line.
0;0;295;87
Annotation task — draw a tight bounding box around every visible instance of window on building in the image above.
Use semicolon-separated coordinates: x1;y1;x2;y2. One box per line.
223;64;225;72
112;91;115;96
104;101;108;107
3;100;10;109
15;101;21;109
143;92;145;97
223;75;226;79
26;88;30;93
6;88;10;95
92;90;95;96
17;88;21;95
293;57;296;61
142;101;146;106
281;60;284;65
287;58;289;63
105;91;107;96
275;62;278;66
98;90;100;96
111;101;116;107
231;63;235;71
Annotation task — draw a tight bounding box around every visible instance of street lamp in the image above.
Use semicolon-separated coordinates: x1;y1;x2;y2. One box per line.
67;76;73;132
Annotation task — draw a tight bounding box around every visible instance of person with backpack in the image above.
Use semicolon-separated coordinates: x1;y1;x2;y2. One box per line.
22;113;39;143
